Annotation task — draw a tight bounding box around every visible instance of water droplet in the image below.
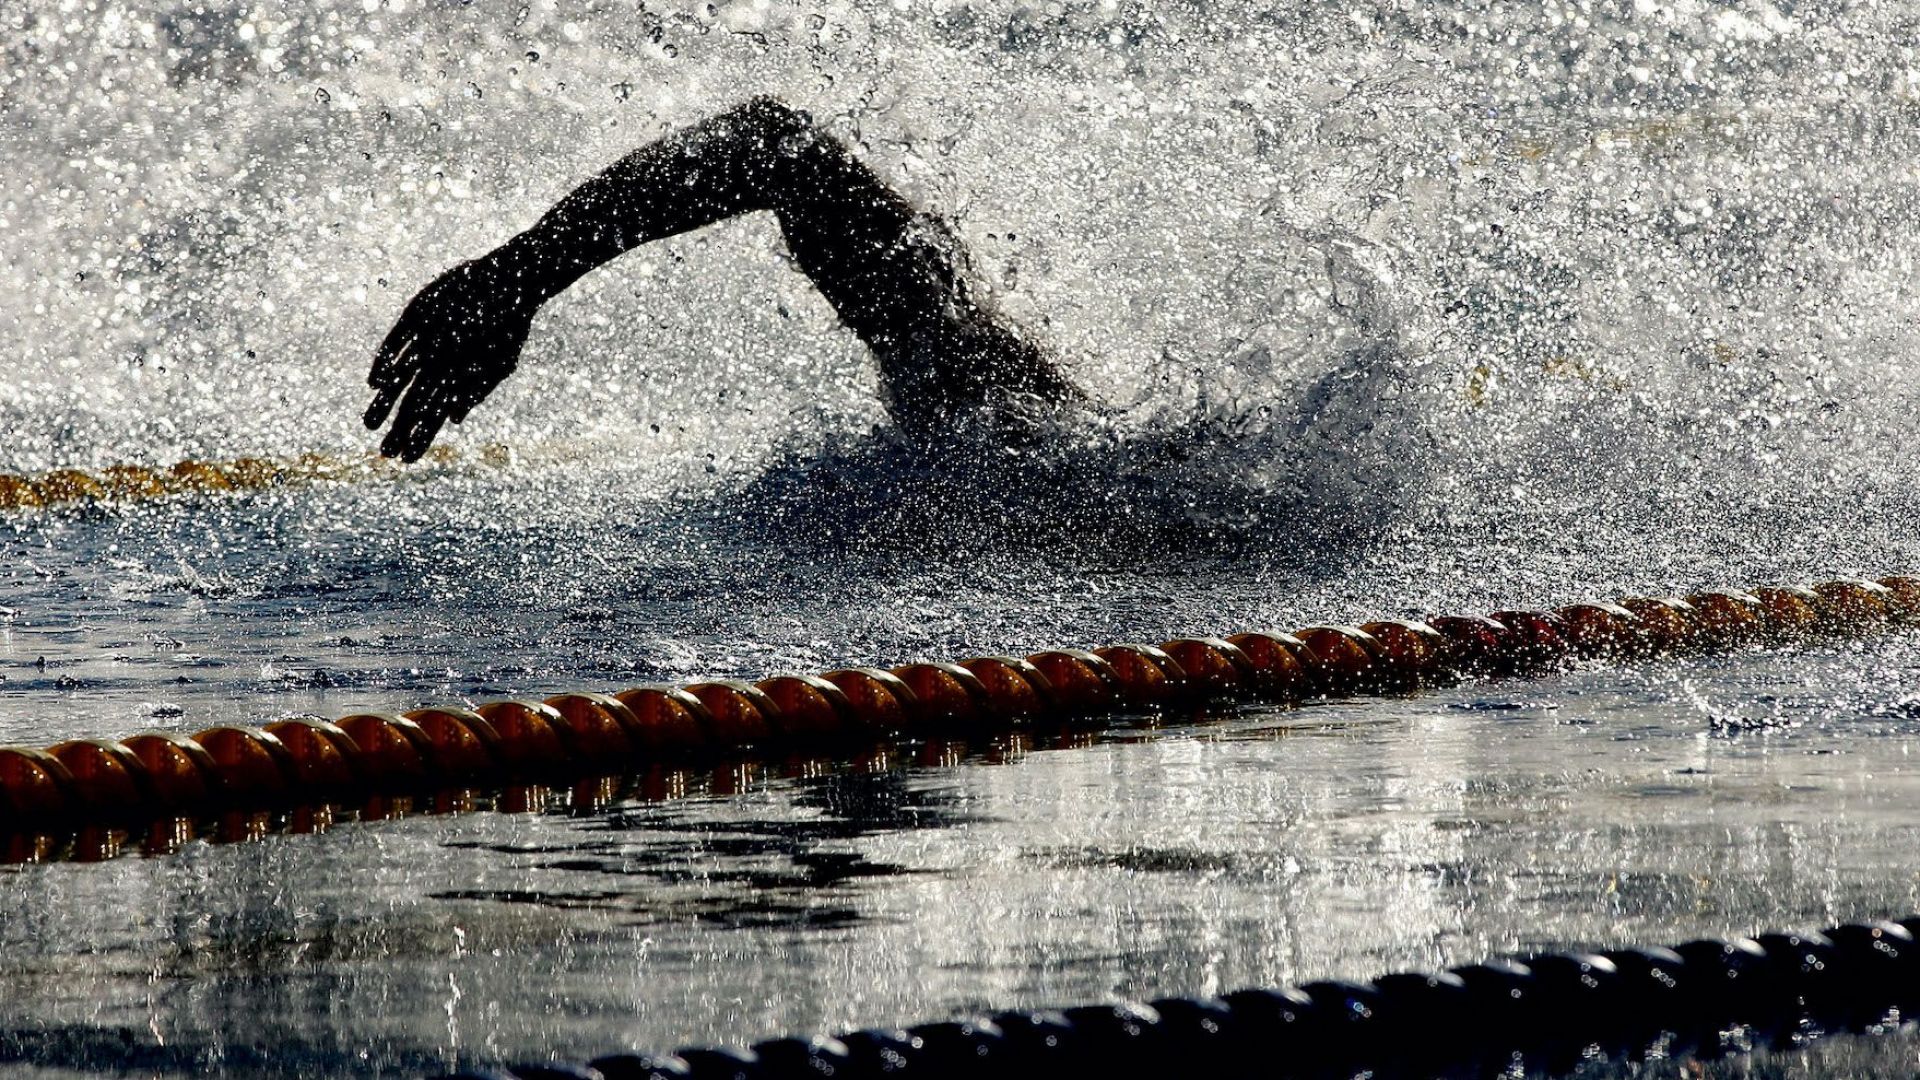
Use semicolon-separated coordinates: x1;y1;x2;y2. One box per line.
313;86;331;104
661;43;679;59
526;50;539;62
466;82;483;99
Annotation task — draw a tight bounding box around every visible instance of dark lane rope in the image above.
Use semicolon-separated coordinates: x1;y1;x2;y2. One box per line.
448;917;1920;1080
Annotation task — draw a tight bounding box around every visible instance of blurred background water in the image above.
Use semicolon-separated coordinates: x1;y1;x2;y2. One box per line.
3;0;1920;1075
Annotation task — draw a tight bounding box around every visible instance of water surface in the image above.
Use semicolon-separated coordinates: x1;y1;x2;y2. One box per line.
5;0;1920;1074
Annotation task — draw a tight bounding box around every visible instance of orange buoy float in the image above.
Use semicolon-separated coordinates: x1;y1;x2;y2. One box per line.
1425;615;1513;677
604;688;712;753
45;740;149;815
1876;576;1920;620
0;447;511;517
222;457;284;489
291;452;351;480
1024;649;1122;716
3;567;1916;834
0;475;42;510
0;747;79;826
426;789;478;816
69;826;126;863
755;675;856;740
890;662;995;733
1811;579;1894;631
1683;590;1767;649
956;656;1056;721
1157;638;1253;701
683;680;784;744
818;668;918;737
1848;578;1899;610
99;464;168;500
168;460;235;492
470;701;574;767
261;717;365;793
1747;586;1825;643
497;785;554;814
32;468;107;504
140;817;195;856
540;693;644;759
1484;610;1573;672
1552;602;1646;660
335;713;437;784
1292;625;1382;693
1224;631;1317;700
119;732;219;812
1356;619;1448;687
1616;597;1702;655
405;708;508;781
1089;644;1187;709
191;726;297;804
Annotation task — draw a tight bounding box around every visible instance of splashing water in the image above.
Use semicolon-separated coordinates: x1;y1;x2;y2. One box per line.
5;0;1915;543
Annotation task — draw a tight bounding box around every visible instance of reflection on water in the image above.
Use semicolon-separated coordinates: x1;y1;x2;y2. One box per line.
0;636;1917;1077
432;771;981;931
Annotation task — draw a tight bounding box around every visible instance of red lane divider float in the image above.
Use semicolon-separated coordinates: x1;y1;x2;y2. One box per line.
0;576;1914;841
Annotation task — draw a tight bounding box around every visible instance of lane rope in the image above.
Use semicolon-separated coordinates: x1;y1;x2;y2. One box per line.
0;445;522;512
0;710;1383;863
0;575;1912;842
442;915;1920;1080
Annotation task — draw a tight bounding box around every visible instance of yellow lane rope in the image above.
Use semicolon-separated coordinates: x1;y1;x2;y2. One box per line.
0;444;533;512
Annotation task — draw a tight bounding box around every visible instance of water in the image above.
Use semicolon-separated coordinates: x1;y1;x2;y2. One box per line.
5;0;1920;1076
5;633;1920;1076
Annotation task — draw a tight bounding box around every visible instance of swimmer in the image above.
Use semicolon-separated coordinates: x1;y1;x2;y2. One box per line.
366;96;1081;461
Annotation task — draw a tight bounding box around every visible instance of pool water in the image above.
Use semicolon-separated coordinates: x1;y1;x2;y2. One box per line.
0;476;1918;1076
8;0;1920;1074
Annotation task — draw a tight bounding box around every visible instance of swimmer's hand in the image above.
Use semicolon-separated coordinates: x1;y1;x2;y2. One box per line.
364;254;540;461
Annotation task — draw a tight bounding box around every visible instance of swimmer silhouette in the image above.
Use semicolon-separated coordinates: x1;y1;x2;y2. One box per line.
366;96;1080;461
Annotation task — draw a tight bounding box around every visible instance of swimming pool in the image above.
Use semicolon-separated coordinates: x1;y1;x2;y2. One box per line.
0;469;1914;1076
7;0;1920;1075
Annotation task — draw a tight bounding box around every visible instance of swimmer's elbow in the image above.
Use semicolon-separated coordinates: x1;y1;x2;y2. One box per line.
736;95;812;137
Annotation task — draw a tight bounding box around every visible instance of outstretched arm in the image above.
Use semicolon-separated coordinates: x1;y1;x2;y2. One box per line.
366;97;1059;459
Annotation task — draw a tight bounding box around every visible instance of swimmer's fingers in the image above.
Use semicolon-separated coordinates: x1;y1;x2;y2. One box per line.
385;343;506;455
363;381;405;430
366;311;426;429
368;262;524;448
370;310;423;390
380;375;453;462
